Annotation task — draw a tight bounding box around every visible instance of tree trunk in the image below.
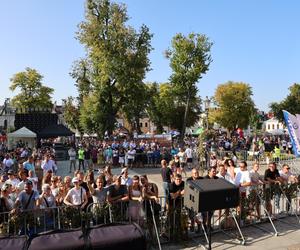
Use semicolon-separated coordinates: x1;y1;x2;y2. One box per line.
180;93;190;141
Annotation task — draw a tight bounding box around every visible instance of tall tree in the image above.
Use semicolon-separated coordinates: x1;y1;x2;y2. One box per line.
165;32;212;140
210;81;255;132
63;96;82;133
147;82;201;134
72;0;152;136
9;67;53;110
270;83;300;122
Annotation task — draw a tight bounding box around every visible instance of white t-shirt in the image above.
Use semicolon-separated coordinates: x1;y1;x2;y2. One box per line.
67;187;86;206
3;158;14;168
185;148;193;159
5;178;20;189
177;152;186;163
235;170;251;193
279;170;291;181
127;149;136;160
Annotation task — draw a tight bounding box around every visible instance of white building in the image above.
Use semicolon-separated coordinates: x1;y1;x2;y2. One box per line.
263;117;286;135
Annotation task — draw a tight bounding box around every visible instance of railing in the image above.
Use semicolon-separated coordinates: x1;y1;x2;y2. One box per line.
0;183;299;245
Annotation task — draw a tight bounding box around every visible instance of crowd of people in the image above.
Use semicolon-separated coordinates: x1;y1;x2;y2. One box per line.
0;135;299;241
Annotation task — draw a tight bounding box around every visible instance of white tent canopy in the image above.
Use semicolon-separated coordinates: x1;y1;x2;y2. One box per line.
7;127;37;149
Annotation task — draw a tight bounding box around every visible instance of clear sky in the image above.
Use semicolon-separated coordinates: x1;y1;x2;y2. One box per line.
1;0;299;111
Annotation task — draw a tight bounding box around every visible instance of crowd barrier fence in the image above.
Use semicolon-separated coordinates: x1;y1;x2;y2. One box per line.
0;183;299;247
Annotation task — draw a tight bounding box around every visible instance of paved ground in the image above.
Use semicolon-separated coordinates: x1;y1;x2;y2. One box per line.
163;216;300;250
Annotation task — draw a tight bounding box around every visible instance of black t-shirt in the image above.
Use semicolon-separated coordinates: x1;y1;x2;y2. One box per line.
169;181;185;206
186;176;203;182
108;184;128;198
204;175;219;179
264;169;280;181
84;149;91;160
161;167;172;183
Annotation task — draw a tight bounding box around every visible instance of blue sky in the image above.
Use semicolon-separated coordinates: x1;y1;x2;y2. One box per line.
0;0;299;111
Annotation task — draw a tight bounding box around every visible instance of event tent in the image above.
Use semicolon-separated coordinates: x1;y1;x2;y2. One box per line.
38;124;74;138
7;127;37;149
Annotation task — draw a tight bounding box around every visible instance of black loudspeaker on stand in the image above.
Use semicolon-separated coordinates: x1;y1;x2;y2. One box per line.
184;178;245;249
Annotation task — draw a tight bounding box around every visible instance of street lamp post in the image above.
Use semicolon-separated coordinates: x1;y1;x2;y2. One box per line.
204;96;211;130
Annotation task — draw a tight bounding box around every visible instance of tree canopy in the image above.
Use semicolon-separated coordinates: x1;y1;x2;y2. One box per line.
71;0;152;136
270;83;300;122
9;67;54;110
165;32;212;139
210;81;255;131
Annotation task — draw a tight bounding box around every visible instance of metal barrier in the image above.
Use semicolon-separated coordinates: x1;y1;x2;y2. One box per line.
0;184;299;247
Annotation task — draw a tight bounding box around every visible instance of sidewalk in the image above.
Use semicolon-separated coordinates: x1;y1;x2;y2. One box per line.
163;216;300;250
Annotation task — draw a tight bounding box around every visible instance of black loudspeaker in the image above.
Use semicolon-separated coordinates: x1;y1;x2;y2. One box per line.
14;113;58;133
28;230;85;250
27;224;146;250
89;223;146;250
0;236;28;250
184;178;239;212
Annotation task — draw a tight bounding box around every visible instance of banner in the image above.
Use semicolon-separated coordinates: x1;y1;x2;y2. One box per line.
283;110;300;157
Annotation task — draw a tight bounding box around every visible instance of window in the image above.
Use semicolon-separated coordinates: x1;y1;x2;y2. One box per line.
145;122;148;128
268;124;270;130
277;124;279;129
140;123;143;127
272;124;275;130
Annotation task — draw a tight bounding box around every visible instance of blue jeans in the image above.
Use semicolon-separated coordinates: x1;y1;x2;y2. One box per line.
162;182;169;208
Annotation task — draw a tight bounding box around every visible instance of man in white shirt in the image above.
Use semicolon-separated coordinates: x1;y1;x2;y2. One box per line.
234;161;251;194
185;145;193;169
3;154;14;172
68;147;77;173
216;164;232;182
127;148;136;168
41;154;57;174
234;161;251;221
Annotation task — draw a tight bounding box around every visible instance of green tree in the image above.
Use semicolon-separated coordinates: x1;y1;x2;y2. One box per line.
165;32;212;140
72;0;152;136
121;82;150;134
270;83;300;122
147;82;201;134
146;82;173;133
9;67;53;110
210;81;255;132
63;97;82;133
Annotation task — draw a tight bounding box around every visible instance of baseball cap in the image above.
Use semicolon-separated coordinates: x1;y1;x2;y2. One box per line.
7;170;14;175
72;177;79;183
121;167;127;175
1;183;11;191
25;180;33;185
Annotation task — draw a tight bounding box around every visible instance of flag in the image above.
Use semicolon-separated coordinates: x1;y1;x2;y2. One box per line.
283;110;300;157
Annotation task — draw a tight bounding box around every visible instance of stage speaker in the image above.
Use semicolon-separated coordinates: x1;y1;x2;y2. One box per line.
184;178;239;212
88;223;147;250
28;230;85;250
0;236;28;250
